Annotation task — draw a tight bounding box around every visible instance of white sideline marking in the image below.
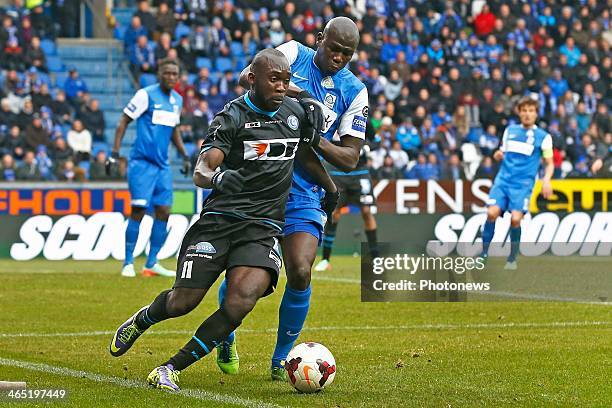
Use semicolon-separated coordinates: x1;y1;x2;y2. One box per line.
0;357;285;408
0;321;609;339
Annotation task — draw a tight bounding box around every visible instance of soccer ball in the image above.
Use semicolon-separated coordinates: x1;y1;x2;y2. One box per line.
284;342;336;393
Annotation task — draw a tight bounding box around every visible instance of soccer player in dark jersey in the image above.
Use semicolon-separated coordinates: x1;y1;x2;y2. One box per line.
217;17;372;380
108;49;337;392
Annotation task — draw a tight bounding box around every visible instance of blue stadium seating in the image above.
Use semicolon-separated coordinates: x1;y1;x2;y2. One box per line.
230;41;245;57
139;73;157;87
215;57;233;73
196;57;212;70
47;56;64;72
92;141;110;156
40;39;57;56
174;23;191;40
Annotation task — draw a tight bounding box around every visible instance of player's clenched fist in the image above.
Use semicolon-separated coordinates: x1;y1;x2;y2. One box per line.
321;189;339;219
211;169;245;193
297;90;324;147
105;151;119;176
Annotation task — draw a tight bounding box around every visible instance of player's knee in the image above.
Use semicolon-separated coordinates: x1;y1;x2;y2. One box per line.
510;217;522;228
154;206;170;221
130;206;146;222
286;262;312;290
487;207;500;221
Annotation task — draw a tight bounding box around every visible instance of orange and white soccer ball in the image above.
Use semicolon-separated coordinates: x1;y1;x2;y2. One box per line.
284;342;336;393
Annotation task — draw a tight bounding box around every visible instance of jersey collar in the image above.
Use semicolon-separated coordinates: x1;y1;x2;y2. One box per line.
244;92;279;118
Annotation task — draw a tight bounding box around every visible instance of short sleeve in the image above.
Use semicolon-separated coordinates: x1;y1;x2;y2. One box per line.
276;40;299;65
541;133;553;158
123;89;149;120
499;127;509;152
201;112;236;157
337;87;369;140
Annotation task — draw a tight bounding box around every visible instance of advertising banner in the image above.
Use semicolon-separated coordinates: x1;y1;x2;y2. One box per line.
2;211;610;260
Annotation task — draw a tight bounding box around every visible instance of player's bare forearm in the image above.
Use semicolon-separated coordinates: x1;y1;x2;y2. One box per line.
193;147;224;188
542;157;554;182
112;114;132;153
296;145;337;193
171;127;188;159
314;136;363;172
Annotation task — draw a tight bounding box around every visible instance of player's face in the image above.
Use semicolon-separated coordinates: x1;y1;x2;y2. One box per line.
316;34;356;75
159;65;179;91
253;66;291;111
518;104;538;126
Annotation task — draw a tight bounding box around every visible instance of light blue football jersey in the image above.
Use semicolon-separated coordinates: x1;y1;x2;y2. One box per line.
276;40;369;207
495;124;553;188
123;83;183;167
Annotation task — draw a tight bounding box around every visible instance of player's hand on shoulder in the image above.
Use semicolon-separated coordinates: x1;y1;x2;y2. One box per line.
321;188;339;219
105;151;119;176
493;150;504;161
211;169;244;193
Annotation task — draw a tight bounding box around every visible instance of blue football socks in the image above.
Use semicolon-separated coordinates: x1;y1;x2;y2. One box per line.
146;219;168;268
482;220;495;256
124;218;140;266
508;226;521;262
272;285;311;369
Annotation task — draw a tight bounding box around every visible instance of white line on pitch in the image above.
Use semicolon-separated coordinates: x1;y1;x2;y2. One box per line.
0;321;609;339
0;357;285;408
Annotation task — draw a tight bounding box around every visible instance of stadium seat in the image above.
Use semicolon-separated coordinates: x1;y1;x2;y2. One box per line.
215;57;233;72
92;141;110;156
40;39;56;56
196;57;212;70
139;73;157;87
78;160;90;178
230;41;245;57
47;56;64;72
174;23;191;40
187;73;197;84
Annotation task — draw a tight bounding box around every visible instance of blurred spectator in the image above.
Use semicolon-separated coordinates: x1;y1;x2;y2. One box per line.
24;113;48;150
176;35;196;73
49;136;73;172
35;145;53;180
130;35;156;76
90;150;110;181
30;6;53;39
155;2;176;36
15;150;41;180
388;141;409;171
50;89;72;124
373;155;403;180
0;98;17;128
24;36;47;72
124;16;147;53
474;5;495;38
134;0;156;37
440;153;465;180
1;125;25;159
52;0;80;38
32;84;53;112
64;67;88;105
78;99;105;142
154;32;172;62
474;156;497;179
66;120;91;162
57;159;76;181
1;153;17;181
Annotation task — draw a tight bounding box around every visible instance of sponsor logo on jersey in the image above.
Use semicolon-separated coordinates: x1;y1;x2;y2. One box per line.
362;106;369;118
321;76;334;89
243;138;300;161
154;104;163;109
323;93;337;109
245;121;261;129
126;103;136;112
287;115;299;130
352;115;367;132
189;241;216;254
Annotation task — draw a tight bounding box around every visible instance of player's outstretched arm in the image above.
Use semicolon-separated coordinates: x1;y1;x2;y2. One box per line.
111;113;132;154
541;158;554;199
315;136;363;172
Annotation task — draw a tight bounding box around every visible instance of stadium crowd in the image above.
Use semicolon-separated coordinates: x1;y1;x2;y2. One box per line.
1;0;611;182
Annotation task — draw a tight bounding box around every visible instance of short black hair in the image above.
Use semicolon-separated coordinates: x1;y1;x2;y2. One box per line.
158;58;180;71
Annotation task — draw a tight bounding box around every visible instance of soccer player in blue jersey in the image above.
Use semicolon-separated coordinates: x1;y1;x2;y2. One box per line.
482;96;554;269
107;59;191;278
216;17;368;380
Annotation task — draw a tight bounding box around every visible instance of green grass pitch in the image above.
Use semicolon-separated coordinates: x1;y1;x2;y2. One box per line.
0;256;610;407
